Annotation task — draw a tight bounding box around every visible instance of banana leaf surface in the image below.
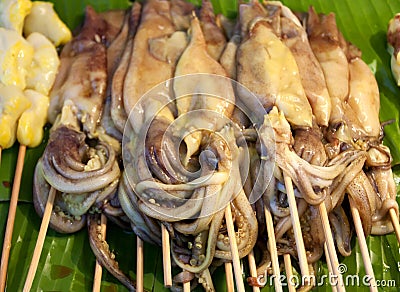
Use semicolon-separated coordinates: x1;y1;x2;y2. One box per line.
0;0;400;291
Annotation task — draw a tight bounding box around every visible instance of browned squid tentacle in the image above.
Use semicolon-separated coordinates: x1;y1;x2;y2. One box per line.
87;213;136;291
42;126;120;194
171;208;225;274
214;189;258;260
33;159;86;234
305;206;325;263
346;170;377;236
329;206;352;257
118;171;161;246
365;144;399;235
275;198;308;240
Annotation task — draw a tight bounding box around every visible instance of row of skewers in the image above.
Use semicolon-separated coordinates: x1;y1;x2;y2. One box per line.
1;0;400;291
0;0;72;291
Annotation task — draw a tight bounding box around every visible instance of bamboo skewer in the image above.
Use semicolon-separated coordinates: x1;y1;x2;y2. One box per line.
283;254;296;292
137;237;144;292
350;200;378;292
225;204;245;292
247;250;260;292
23;186;57;292
0;144;26;292
324;244;338;292
224;262;235;292
318;203;345;291
283;173;310;279
92;214;107;292
161;224;172;287
264;205;283;292
389;209;400;243
183;277;191;292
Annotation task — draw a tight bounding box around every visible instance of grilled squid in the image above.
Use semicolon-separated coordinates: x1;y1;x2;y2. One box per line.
174;15;235;165
48;6;107;136
274;3;331;127
237;10;312;127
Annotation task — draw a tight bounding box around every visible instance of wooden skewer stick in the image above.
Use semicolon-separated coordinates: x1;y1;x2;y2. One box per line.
183;275;191;292
161;224;172;287
283;254;296;292
92;214;107;292
225;204;245;292
389;209;400;243
350;200;378;292
283;173;310;279
318;203;345;291
264;205;283;292
23;186;57;292
0;144;26;292
136;237;144;292
224;262;234;292
247;250;260;292
324;244;338;292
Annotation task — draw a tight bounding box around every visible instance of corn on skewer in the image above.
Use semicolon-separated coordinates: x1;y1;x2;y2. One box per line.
0;88;49;291
92;214;107;292
23;186;56;292
350;201;378;292
0;144;26;292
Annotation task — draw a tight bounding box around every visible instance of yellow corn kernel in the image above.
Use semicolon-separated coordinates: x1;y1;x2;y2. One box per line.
17;89;49;147
23;1;72;46
0;27;34;89
25;32;60;95
0;0;32;34
0;83;31;149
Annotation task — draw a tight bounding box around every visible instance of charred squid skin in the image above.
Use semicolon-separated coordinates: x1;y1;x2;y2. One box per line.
33;159;86;233
87;213;137;291
42;125;121;194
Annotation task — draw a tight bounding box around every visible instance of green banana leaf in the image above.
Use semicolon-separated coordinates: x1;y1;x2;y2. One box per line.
0;0;400;291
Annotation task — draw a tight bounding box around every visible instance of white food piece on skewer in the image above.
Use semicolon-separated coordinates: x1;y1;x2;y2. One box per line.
25;32;60;95
23;1;72;46
17;89;48;147
0;84;30;149
0;0;32;34
387;13;400;86
0;27;33;89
